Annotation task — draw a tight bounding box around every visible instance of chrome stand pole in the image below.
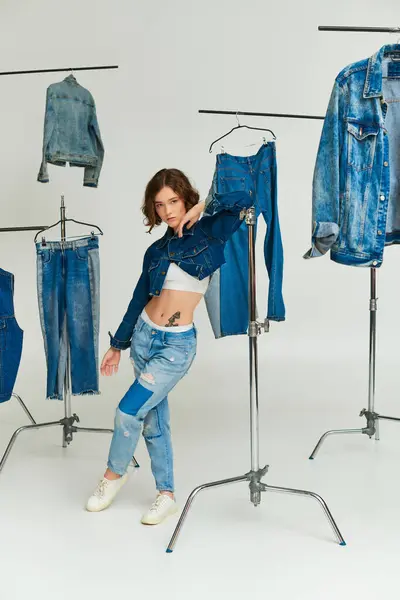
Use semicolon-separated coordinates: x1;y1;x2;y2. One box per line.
309;268;400;460
166;205;345;552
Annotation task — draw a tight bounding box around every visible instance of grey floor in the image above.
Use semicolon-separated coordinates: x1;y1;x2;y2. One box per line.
0;354;399;600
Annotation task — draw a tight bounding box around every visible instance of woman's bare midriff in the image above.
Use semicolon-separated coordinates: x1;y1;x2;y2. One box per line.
145;289;202;327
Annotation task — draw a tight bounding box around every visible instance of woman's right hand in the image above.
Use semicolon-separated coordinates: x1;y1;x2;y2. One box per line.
100;347;121;376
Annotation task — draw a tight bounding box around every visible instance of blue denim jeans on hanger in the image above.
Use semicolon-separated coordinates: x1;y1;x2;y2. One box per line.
36;236;100;400
107;314;197;492
0;268;23;403
205;143;285;338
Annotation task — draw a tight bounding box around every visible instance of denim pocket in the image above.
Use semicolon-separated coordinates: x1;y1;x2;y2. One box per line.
182;240;208;258
347;121;379;172
219;176;246;193
38;249;53;264
149;259;160;271
76;246;89;261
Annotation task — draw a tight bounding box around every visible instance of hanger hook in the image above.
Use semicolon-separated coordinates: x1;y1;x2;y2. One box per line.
235;111;241;127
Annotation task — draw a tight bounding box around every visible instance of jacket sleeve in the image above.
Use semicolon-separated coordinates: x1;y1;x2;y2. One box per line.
37;87;56;183
108;249;151;350
303;79;347;259
199;191;252;243
84;103;104;188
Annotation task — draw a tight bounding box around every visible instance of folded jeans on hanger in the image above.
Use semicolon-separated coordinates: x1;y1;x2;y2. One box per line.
36;236;100;400
204;143;285;338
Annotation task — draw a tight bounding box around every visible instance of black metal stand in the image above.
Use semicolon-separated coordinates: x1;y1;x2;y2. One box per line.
0;65;118;77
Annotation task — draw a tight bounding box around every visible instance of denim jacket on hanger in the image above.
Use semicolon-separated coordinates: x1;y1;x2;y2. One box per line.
109;191;252;349
37;74;104;188
304;44;400;267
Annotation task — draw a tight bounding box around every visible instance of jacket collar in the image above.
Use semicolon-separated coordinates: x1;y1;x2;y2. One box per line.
156;223;195;249
364;44;400;98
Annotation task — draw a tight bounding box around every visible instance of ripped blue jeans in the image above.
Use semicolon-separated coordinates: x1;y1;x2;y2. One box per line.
107;314;197;492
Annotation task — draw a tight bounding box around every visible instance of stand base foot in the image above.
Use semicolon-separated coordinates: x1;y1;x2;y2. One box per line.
0;415;139;474
166;466;345;552
309;408;400;459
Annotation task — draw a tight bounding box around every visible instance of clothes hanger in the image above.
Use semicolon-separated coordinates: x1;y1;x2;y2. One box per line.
68;66;77;81
34;218;104;245
208;112;276;153
384;35;400;61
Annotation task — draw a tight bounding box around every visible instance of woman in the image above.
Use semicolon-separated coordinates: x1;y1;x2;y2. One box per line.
86;168;251;524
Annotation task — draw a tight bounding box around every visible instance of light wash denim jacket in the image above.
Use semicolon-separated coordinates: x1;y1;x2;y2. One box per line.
37;75;104;188
305;44;400;267
109;191;252;349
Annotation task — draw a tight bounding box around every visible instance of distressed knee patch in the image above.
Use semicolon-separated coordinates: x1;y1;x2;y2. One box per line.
140;372;155;385
118;379;153;416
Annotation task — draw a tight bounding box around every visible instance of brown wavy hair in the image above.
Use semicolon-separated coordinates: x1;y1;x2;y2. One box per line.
142;168;200;233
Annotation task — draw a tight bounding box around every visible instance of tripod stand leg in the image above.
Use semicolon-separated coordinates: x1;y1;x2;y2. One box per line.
166;474;249;553
309;428;365;460
0;421;62;474
263;484;346;545
12;393;36;425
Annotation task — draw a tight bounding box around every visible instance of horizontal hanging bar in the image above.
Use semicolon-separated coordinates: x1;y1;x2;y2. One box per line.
0;65;118;77
319;26;400;33
0;226;47;232
199;109;324;121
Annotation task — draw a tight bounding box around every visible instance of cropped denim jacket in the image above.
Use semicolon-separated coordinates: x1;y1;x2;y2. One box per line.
109;191;252;349
37;75;104;188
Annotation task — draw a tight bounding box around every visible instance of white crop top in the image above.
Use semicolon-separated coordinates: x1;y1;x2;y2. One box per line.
162;262;210;295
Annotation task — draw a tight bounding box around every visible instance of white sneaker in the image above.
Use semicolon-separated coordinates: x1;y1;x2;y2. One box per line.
141;494;179;525
86;473;128;512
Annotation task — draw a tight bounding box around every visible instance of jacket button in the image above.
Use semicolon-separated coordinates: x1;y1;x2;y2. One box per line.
170;252;175;256
384;161;389;167
372;261;378;266
161;271;165;275
156;290;160;294
378;230;383;235
380;195;385;201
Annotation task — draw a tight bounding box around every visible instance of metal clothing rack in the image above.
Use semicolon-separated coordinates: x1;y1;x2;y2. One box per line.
0;62;138;474
196;27;400;464
199;109;324;120
166;108;345;552
0;198;139;473
0;65;118;77
308;25;400;458
319;26;400;33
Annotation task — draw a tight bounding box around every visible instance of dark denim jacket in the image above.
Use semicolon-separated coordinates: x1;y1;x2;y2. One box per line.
304;44;400;267
109;191;252;349
37;75;104;188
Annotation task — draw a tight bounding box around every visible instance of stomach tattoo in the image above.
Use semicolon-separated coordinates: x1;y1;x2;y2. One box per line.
165;311;181;327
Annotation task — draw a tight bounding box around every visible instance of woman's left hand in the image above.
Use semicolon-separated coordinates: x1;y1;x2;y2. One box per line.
177;201;205;238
